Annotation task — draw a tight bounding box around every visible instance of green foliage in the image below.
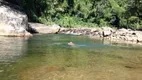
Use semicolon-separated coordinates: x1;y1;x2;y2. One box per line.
19;0;142;29
109;0;125;14
56;15;97;28
128;16;141;29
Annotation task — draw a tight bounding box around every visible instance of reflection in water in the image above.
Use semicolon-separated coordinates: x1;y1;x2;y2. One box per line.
0;37;28;62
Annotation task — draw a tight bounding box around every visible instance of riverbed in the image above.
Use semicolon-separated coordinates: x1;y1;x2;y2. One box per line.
0;34;142;80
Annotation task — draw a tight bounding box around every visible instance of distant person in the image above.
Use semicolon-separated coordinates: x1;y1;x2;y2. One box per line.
68;42;75;46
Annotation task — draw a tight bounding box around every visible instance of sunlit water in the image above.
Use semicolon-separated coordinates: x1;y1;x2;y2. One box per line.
0;34;142;80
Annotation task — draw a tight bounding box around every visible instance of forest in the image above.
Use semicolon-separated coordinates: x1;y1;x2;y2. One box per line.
10;0;142;29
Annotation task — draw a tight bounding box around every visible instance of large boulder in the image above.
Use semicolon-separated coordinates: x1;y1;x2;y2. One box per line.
0;1;32;37
28;22;60;34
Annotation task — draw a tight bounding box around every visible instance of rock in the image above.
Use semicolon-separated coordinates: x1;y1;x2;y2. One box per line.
49;24;60;33
103;30;112;37
91;28;98;32
112;29;126;38
59;27;142;44
59;27;68;32
125;35;137;42
102;27;114;37
28;23;60;34
109;28;142;43
137;37;142;42
115;28;129;35
135;31;142;42
0;1;32;37
119;28;129;32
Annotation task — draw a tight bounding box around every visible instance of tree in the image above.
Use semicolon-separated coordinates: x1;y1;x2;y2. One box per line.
11;0;142;29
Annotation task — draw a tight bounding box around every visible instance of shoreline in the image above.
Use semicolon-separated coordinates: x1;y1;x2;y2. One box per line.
27;22;142;46
58;27;142;46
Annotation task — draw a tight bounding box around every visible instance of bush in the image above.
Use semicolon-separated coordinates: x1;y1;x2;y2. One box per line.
19;0;142;29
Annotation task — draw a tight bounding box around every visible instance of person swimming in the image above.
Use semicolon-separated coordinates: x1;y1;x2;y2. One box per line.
68;42;75;46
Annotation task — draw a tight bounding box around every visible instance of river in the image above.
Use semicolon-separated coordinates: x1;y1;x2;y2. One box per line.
0;34;142;80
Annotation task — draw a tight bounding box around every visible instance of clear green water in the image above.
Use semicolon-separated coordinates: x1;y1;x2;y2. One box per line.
0;34;142;80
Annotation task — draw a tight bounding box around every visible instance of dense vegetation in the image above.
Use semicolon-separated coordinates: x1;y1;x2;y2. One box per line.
10;0;142;29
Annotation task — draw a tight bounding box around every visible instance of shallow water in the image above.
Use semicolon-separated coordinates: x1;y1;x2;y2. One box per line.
0;34;142;80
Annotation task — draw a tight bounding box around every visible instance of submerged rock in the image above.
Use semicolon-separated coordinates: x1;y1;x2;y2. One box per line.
0;1;32;37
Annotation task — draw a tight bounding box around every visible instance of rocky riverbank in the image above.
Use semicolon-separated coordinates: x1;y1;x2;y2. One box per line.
59;27;142;45
26;22;142;45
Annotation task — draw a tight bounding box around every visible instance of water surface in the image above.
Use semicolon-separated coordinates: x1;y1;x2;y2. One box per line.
0;34;142;80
